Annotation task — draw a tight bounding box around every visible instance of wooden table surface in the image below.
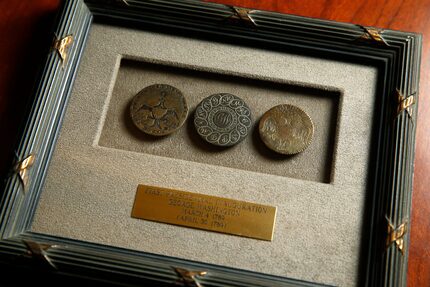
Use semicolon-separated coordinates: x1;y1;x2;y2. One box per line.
0;0;428;286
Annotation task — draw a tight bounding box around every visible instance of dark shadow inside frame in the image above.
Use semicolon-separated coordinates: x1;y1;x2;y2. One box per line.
358;59;387;287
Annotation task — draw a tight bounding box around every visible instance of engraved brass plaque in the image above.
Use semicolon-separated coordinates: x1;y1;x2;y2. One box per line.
132;185;277;241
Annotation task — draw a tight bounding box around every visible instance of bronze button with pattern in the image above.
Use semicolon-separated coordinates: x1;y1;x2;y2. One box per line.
130;84;188;136
259;104;313;155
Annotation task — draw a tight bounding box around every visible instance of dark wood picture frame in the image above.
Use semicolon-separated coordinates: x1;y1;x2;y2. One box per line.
0;0;421;286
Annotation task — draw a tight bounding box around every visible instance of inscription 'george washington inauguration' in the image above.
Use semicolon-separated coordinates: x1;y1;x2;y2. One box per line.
131;185;277;241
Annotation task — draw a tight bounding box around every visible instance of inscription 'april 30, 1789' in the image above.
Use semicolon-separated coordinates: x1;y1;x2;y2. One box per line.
131;185;277;241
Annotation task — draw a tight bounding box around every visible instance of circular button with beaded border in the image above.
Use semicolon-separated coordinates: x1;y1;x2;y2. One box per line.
194;93;252;147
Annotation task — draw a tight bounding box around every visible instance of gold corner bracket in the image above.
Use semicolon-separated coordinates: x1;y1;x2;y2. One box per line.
116;0;130;6
358;26;389;46
396;89;416;119
24;240;59;270
386;218;408;255
174;267;207;287
104;0;130;6
52;34;74;67
226;6;257;27
13;153;35;192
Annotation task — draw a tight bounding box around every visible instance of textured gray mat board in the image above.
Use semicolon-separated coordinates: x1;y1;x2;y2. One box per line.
31;23;379;286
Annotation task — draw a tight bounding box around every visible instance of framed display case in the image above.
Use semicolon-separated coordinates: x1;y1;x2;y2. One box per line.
0;0;421;286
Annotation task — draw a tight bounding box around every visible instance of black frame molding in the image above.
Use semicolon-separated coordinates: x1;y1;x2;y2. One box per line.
0;0;421;286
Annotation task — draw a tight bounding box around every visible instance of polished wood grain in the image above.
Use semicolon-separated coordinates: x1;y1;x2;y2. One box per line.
0;0;428;286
